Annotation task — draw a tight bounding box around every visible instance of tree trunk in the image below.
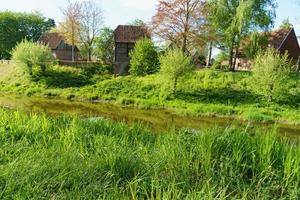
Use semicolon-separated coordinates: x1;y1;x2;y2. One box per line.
229;37;235;71
206;41;213;67
233;46;239;72
71;45;75;62
173;78;178;95
88;47;92;61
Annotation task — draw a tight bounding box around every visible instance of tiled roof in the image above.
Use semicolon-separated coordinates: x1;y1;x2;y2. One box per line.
114;25;150;43
38;32;63;49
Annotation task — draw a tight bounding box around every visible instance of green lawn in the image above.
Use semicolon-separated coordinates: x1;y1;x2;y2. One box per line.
0;63;299;124
0;109;299;199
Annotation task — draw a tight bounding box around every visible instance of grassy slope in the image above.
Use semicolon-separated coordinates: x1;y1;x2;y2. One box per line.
0;63;299;124
0;109;299;199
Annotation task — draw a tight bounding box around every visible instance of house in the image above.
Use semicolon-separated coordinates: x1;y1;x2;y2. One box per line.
235;28;300;70
38;32;79;61
114;25;150;75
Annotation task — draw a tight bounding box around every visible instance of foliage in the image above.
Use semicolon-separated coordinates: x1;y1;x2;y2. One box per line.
152;0;207;53
128;19;146;26
0;109;300;199
207;0;276;70
211;52;230;70
129;38;159;76
0;11;55;59
280;18;293;29
252;48;292;102
159;49;194;94
93;27;115;69
244;32;269;59
12;40;56;75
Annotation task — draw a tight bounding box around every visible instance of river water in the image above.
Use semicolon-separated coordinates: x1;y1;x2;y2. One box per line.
0;94;299;138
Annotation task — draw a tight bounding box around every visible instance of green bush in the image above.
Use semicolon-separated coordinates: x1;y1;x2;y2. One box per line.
129;38;159;76
159;49;194;94
12;40;56;75
252;48;292;102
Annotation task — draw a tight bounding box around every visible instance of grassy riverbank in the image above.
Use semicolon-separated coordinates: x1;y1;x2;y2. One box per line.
0;109;299;199
0;63;299;124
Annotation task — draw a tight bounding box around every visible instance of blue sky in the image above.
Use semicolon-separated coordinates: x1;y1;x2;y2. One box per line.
1;0;300;33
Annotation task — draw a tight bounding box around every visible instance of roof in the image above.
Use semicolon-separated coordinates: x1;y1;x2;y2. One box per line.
267;28;292;50
38;32;79;51
239;28;293;51
114;25;150;43
38;32;64;49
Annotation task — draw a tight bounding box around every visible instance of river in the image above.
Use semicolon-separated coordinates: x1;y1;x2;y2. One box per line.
0;94;299;138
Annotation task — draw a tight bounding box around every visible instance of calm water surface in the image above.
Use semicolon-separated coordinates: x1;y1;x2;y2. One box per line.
0;94;299;138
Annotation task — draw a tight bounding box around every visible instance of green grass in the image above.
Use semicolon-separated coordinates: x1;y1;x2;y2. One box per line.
0;63;299;124
0;109;299;199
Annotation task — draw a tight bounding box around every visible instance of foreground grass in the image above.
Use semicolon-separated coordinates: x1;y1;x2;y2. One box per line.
0;63;299;124
0;109;299;199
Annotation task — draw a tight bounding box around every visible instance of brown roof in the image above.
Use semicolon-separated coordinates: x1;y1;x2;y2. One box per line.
240;28;293;51
114;25;150;43
38;32;64;49
268;28;292;50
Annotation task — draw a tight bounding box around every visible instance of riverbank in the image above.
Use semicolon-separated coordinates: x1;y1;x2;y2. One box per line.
0;109;299;199
0;63;299;125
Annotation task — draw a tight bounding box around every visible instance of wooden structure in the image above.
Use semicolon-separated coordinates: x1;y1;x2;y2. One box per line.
38;32;79;61
114;25;150;75
235;28;300;70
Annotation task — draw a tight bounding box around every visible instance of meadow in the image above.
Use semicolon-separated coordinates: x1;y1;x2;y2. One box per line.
0;108;299;199
0;63;299;125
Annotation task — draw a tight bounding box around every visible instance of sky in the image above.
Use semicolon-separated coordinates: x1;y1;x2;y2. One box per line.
1;0;300;34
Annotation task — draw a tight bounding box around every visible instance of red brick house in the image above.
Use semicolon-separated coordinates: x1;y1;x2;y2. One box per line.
114;25;150;75
235;28;300;70
38;32;79;61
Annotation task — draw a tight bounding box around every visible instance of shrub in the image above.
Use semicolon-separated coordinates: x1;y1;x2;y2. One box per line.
252;48;292;102
159;49;194;94
129;38;159;76
12;40;55;75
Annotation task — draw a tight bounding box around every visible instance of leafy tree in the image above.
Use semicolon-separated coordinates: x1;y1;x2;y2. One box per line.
207;0;276;71
77;0;104;61
0;11;55;59
12;41;55;75
280;18;293;29
244;32;269;59
252;48;291;102
152;0;206;54
159;49;194;94
59;0;81;62
129;38;159;76
93;27;115;68
129;19;146;26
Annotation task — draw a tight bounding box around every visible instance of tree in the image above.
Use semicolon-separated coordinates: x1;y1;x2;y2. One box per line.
151;0;206;54
129;38;159;76
59;0;81;62
12;41;55;75
159;49;194;94
252;48;291;102
0;11;55;59
280;18;293;29
208;0;276;71
129;19;146;26
78;0;104;61
93;27;115;67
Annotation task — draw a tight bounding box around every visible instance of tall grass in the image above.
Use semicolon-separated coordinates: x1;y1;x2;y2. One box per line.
0;109;299;199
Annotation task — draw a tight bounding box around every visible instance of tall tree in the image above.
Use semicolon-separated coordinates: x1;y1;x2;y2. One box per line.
60;0;81;62
78;0;103;61
93;27;115;67
207;0;276;71
0;11;55;59
151;0;206;54
279;18;293;29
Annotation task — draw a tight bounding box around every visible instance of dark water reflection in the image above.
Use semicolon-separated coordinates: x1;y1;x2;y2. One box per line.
0;94;299;138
